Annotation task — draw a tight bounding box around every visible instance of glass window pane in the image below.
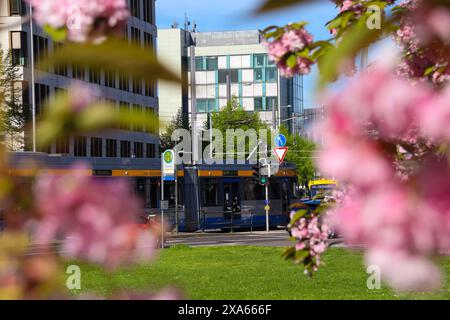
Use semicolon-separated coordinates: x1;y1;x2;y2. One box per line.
197;99;208;113
266;68;278;82
195;57;204;71
266;97;277;111
254;98;263;111
254;69;263;82
206;57;218;70
254;54;265;67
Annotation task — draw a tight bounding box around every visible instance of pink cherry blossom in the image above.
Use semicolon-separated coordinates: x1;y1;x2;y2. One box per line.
34;164;157;269
27;0;130;42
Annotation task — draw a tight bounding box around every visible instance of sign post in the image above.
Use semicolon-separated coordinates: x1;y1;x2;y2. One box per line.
161;150;175;248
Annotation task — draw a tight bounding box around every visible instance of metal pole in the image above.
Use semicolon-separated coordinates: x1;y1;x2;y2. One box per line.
265;183;269;233
161;155;165;248
190;36;198;164
175;165;178;234
29;4;36;152
272;100;276;132
226;74;231;103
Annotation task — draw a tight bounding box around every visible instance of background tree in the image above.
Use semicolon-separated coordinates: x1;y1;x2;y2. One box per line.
279;126;317;188
204;97;270;159
0;50;28;151
160;108;190;152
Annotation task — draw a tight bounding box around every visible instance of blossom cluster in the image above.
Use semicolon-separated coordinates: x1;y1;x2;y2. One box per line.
34;165;157;269
28;0;130;42
262;25;314;77
394;0;450;85
318;66;450;291
286;205;329;276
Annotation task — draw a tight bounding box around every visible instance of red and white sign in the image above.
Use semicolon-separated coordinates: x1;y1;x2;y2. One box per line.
274;147;288;163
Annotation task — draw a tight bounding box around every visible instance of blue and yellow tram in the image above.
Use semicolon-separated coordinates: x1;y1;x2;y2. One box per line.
8;152;300;232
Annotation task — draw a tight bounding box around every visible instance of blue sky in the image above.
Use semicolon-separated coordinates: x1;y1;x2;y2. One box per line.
156;0;339;108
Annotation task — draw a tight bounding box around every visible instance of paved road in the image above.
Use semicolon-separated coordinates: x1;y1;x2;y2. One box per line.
24;230;343;256
166;230;343;248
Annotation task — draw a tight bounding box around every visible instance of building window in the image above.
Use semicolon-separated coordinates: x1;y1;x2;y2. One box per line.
120;140;131;158
197;99;216;113
218;69;238;84
266;68;278;82
266;97;277;111
104;70;116;88
146;143;155;158
33;35;49;69
72;64;85;80
134;142;144;158
119;102;130;130
91;137;103;157
195;57;205;71
145;107;157;134
74;136;87;157
254;69;263;82
55;137;70;154
132;77;142;94
132;104;143;131
206;57;218;71
203;179;219;207
118;72;129;91
130;0;141;18
106;139;117;157
53;42;68;76
34;83;49;116
143;0;153;24
254;54;265;68
9;0;24;15
131;27;141;44
89;67;101;84
254;97;263;111
143;32;154;52
10;31;28;66
144;79;156;97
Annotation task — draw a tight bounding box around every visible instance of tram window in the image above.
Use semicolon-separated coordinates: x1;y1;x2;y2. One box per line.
203;179;218;207
270;182;281;199
243;179;265;200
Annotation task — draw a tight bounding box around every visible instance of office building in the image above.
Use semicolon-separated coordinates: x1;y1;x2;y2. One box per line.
158;28;304;133
0;0;159;160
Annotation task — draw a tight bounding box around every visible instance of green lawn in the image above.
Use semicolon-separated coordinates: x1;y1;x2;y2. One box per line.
69;246;450;300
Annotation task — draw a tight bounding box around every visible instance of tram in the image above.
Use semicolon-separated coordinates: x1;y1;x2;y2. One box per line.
8;152;301;232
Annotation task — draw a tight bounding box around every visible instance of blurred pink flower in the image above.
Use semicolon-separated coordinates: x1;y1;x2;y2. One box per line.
366;249;443;292
320;62;450;291
28;0;129;42
34;165;157;269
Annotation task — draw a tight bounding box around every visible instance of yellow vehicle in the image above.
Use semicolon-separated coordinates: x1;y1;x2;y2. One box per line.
308;179;337;199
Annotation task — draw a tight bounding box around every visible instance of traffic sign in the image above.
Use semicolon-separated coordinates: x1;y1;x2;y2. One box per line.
162;150;175;181
275;134;287;148
274;147;288;163
264;205;270;211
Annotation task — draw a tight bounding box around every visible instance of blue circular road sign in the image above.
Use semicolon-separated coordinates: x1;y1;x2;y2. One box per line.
275;134;287;148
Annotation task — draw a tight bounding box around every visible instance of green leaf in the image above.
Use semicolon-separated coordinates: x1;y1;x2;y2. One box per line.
290;209;308;225
318;16;392;86
39;39;180;84
43;25;67;42
286;54;297;68
294;249;309;263
257;0;315;13
282;246;296;260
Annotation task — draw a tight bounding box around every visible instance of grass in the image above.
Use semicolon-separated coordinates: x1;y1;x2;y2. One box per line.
69;246;450;300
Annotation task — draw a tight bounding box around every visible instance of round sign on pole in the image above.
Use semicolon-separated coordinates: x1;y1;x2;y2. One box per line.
275;134;287;148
